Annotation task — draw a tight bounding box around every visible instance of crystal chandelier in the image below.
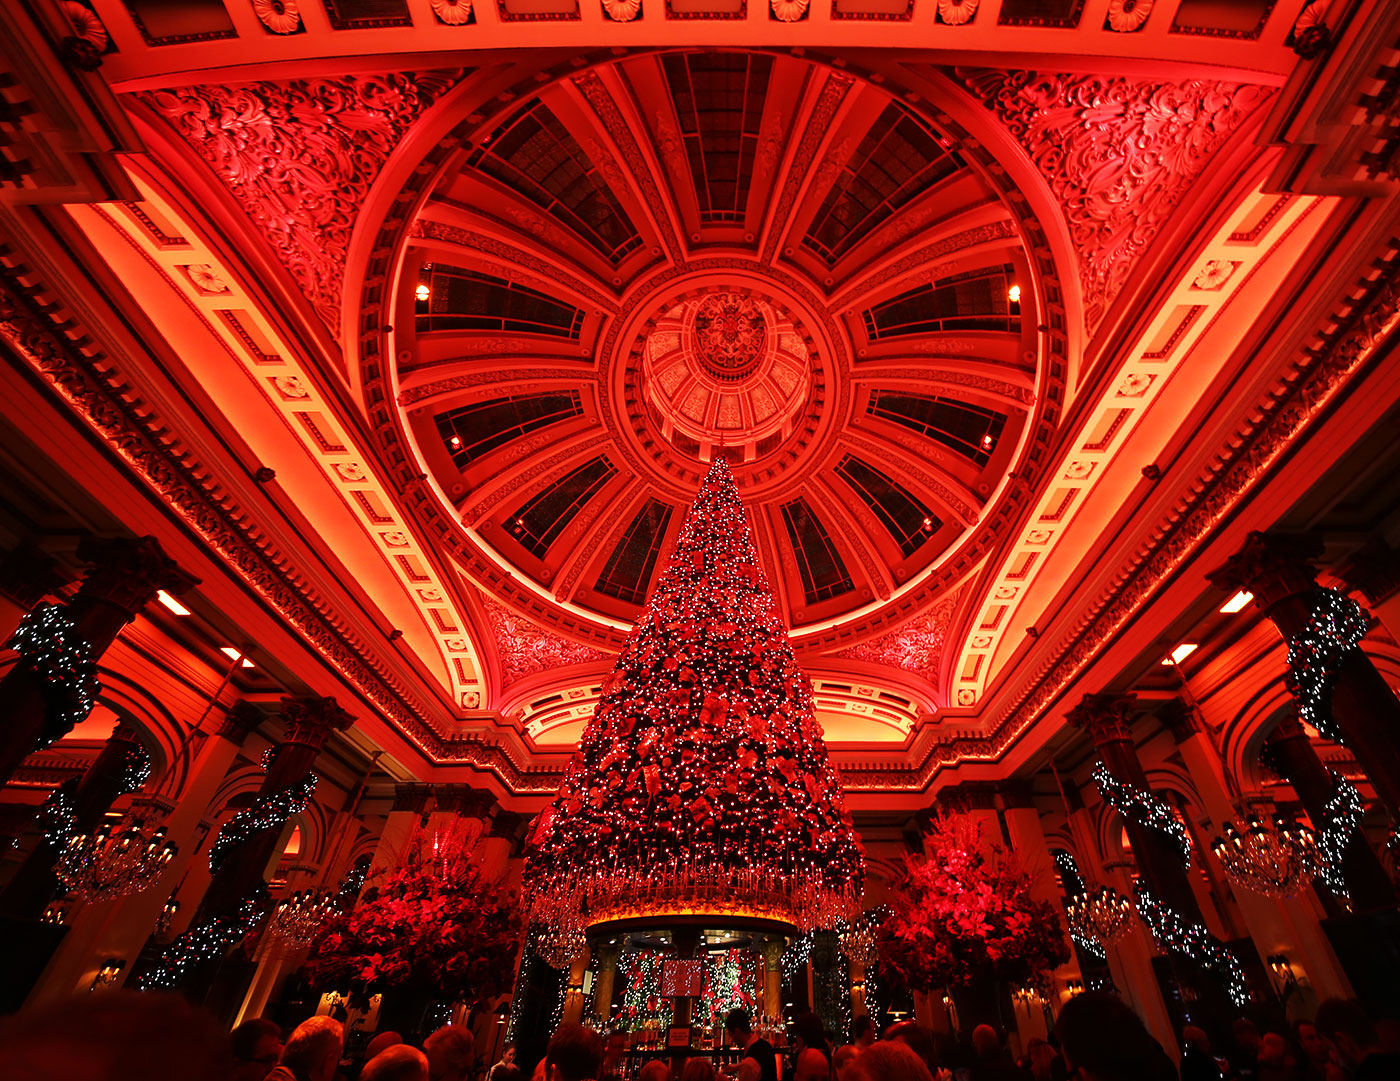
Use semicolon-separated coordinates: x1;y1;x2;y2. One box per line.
54;811;177;903
266;888;339;947
1065;885;1134;952
535;924;586;970
838;910;879;968
1211;816;1320;898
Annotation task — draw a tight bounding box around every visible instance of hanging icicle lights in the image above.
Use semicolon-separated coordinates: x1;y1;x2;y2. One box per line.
1286;589;1368;744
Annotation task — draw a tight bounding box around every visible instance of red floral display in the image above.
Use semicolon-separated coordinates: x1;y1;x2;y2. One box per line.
878;814;1069;992
301;823;519;1006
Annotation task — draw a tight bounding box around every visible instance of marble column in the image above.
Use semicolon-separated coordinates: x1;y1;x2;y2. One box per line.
561;944;592;1025
367;784;434;887
0;538;66;640
1262;717;1395;911
188;697;351;928
1337;538;1400;641
0;535;196;789
761;938;784;1022
0;723;147;918
1208;532;1400;823
29;700;262;1002
1159;700;1353;1006
593;943;621;1022
1001;783;1082;1000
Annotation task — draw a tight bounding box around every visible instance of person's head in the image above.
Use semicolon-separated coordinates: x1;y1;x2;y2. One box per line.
851;1016;875;1047
1292;1020;1330;1067
545;1023;604;1081
792;1011;827;1055
1234;1018;1262;1055
971;1025;1000;1059
884;1022;936;1071
833;1045;860;1079
501;1046;517;1065
366;1032;404;1060
1315;998;1379;1068
637;1061;669;1081
681;1058;717;1081
232;1018;283;1081
1026;1039;1057;1081
1259;1034;1293;1065
361;1045;430;1081
793;1048;830;1081
1056;991;1174;1081
845;1041;933;1081
493;1068;523;1081
1182;1026;1211;1054
423;1025;474;1081
725;1009;753;1045
281;1016;344;1081
0;990;232;1081
736;1061;762;1081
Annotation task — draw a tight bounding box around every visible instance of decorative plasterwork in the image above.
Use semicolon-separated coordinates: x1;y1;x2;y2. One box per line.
137;71;464;331
81;195;485;714
957;70;1275;328
952;189;1323;708
481;596;610;685
833;589;962;694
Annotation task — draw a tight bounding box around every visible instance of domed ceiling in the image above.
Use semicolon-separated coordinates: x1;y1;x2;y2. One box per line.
396;50;1056;644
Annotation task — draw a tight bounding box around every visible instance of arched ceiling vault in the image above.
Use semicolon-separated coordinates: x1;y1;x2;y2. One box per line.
48;1;1357;794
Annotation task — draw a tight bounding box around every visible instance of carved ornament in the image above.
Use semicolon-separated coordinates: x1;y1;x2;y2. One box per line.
482;597;609;686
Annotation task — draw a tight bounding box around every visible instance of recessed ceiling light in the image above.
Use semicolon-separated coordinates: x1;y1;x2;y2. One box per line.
1219;590;1253;614
1162;643;1198;665
157;590;190;616
220;646;255;668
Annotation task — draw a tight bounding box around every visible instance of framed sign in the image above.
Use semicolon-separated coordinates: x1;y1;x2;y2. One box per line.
666;1025;692;1049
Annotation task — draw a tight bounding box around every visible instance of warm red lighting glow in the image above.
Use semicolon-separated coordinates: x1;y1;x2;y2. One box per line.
157;590;190;616
415;283;430;302
1007;284;1022;304
1162;643;1198;666
1220;590;1253;613
220;646;255;668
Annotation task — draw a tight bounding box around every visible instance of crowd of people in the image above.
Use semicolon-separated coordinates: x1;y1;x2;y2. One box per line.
0;991;1397;1081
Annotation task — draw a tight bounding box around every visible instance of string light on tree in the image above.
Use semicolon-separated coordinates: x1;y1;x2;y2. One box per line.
522;457;863;933
8;602;99;747
1286;589;1368;745
1133;881;1249;1007
1091;762;1191;864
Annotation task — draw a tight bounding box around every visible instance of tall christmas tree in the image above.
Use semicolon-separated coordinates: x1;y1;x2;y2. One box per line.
523;457;864;931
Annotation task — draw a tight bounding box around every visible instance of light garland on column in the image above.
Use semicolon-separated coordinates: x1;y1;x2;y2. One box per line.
208;759;317;873
39;780;77;850
1091;762;1192;864
1316;771;1364;906
137;888;267;990
8;601;99;747
1286;589;1368;745
1133;881;1249;1007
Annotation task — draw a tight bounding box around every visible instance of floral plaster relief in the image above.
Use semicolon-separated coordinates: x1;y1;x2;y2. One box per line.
139;72;465;331
833;589;961;692
956;70;1274;329
482;596;610;686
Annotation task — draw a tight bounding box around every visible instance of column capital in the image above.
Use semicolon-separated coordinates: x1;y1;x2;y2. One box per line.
279;696;353;749
761;937;786;970
391;783;434;815
0;539;68;610
1205;531;1321;608
1158;698;1201;744
73;535;198;617
939;780;999;812
1001;779;1036;810
1067;693;1137;748
431;785;497;820
217;700;264;743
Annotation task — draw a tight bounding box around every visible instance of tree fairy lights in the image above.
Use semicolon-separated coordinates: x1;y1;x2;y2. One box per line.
1091;761;1192;864
138;888;267;990
1286;589;1368;745
617;950;673;1032
1133;881;1249;1007
8;601;99;747
522;457;863;932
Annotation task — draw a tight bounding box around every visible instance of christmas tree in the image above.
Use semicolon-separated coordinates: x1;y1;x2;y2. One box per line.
523;456;863;931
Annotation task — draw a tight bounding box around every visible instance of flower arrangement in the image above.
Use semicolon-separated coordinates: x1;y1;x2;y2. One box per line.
301;821;520;1007
878;814;1069;992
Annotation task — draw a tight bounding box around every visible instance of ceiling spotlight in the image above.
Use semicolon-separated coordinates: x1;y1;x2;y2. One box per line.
1162;643;1198;666
157;590;190;616
982;434;994;447
921;516;933;529
1007;284;1022;304
1220;590;1254;614
450;435;462;448
220;646;256;669
415;283;430;302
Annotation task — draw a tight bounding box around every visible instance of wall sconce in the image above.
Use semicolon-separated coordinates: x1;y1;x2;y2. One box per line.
155;897;180;938
1268;953;1299;998
851;980;866;992
91;958;125;990
1065;979;1084;996
41;902;66;925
